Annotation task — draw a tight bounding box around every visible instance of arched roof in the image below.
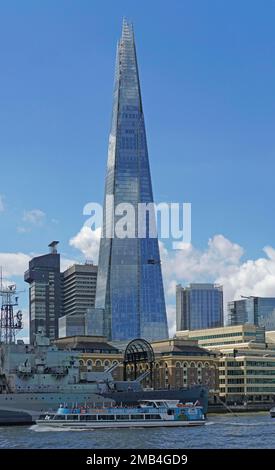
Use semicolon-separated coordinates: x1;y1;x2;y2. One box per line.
124;338;155;364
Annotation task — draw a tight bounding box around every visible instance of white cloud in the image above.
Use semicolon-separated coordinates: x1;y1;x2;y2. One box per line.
0;195;5;212
167;304;177;337
60;256;80;272
23;209;46;226
17;209;46;233
69;226;101;263
0;253;31;277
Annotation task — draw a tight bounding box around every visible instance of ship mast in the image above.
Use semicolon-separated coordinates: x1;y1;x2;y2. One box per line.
0;267;23;344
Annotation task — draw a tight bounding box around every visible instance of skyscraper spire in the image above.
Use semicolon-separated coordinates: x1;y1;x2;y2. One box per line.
95;21;168;342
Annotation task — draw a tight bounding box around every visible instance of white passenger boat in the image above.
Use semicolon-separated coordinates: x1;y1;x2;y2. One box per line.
35;400;206;429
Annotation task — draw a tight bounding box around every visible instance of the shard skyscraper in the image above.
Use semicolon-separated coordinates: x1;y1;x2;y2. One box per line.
95;20;168;342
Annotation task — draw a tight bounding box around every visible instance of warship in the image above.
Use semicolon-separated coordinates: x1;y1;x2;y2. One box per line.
0;331;208;425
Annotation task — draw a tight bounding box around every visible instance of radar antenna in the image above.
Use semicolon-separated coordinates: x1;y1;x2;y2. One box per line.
0;267;23;344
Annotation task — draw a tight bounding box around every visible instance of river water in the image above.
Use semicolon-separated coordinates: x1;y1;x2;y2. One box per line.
0;413;274;449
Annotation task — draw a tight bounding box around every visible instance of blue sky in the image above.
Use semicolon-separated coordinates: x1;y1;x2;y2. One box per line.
0;1;275;334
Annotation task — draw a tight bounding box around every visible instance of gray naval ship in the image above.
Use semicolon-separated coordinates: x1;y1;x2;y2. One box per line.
0;332;208;425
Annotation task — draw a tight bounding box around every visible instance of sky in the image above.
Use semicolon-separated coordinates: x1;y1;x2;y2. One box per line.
0;0;275;339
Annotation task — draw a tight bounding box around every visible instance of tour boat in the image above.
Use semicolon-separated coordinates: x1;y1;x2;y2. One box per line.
35;400;206;429
270;407;275;418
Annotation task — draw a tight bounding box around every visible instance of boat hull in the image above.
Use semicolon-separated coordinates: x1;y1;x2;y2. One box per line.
35;420;205;429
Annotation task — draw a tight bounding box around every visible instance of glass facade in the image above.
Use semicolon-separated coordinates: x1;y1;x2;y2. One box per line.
228;297;275;331
176;283;224;331
95;20;168;342
86;308;105;337
24;251;62;343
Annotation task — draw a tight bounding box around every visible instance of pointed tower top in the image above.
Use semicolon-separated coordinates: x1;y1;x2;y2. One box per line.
121;18;134;42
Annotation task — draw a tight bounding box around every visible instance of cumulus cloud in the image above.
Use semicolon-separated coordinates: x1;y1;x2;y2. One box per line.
0;253;31;277
167;304;177;337
69;226;101;263
0;195;5;212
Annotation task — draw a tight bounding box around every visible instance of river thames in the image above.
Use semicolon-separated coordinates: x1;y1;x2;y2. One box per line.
0;413;274;449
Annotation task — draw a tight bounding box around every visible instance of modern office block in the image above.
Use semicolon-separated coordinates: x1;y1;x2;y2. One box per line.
58;263;98;338
62;263;97;318
24;241;62;343
228;296;275;331
176;283;224;331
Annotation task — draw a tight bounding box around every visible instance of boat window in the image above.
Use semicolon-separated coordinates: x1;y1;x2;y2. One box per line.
116;415;130;420
66;415;79;421
167;409;174;415
53;415;66;421
80;415;97;421
145;414;161;420
98;415;115;421
130;415;144;420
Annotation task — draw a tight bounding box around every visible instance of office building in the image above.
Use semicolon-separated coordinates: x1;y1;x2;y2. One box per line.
62;263;97;317
176;324;266;350
24;241;62;343
58;263;98;338
176;283;224;331
177;325;275;404
228;296;275;331
95;20;168;342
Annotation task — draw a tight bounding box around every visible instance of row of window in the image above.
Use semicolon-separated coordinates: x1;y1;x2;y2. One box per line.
48;414;162;422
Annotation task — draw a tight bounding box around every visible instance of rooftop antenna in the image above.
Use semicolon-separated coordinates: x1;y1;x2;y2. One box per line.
85;259;94;265
0;269;23;344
